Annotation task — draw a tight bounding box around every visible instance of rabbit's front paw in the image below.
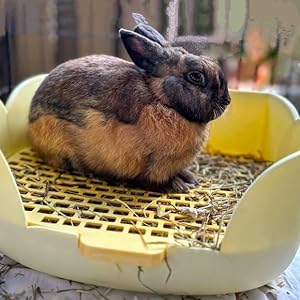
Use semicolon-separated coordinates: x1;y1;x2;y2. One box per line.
171;169;199;193
178;169;199;186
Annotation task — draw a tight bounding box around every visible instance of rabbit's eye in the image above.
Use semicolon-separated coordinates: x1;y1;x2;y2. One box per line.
187;71;206;86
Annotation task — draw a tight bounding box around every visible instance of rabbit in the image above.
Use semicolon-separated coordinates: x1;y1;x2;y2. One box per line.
28;13;230;193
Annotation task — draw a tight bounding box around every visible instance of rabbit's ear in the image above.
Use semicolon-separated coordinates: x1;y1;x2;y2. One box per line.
119;29;166;74
132;13;148;25
134;24;167;46
132;13;167;46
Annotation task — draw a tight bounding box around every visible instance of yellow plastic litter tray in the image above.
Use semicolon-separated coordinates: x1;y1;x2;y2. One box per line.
1;75;300;295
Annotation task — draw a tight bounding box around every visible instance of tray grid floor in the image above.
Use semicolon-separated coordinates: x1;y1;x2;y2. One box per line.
8;148;269;249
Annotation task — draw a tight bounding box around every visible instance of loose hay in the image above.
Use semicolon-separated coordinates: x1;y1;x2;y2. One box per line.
9;148;271;250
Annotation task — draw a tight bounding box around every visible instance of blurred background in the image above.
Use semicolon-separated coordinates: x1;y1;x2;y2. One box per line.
1;0;300;109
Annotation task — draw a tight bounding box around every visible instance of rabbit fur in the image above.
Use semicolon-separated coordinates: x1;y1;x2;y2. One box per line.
28;13;230;192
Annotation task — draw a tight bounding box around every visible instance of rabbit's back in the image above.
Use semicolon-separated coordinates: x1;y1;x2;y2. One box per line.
29;55;152;125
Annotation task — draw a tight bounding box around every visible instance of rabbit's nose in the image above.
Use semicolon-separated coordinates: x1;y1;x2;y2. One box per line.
223;96;231;105
222;89;231;105
218;94;231;107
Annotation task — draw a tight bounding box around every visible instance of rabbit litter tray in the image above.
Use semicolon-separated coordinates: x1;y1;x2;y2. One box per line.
0;75;300;295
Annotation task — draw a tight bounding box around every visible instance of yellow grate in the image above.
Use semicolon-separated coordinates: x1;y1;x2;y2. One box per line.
8;148;270;250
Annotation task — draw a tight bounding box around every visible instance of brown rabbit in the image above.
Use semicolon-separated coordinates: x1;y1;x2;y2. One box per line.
28;14;230;193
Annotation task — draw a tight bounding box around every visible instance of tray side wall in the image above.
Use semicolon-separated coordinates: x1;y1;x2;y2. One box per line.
0;220;297;295
221;150;300;254
5;74;47;157
0;149;26;226
207;91;269;159
207;90;300;161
